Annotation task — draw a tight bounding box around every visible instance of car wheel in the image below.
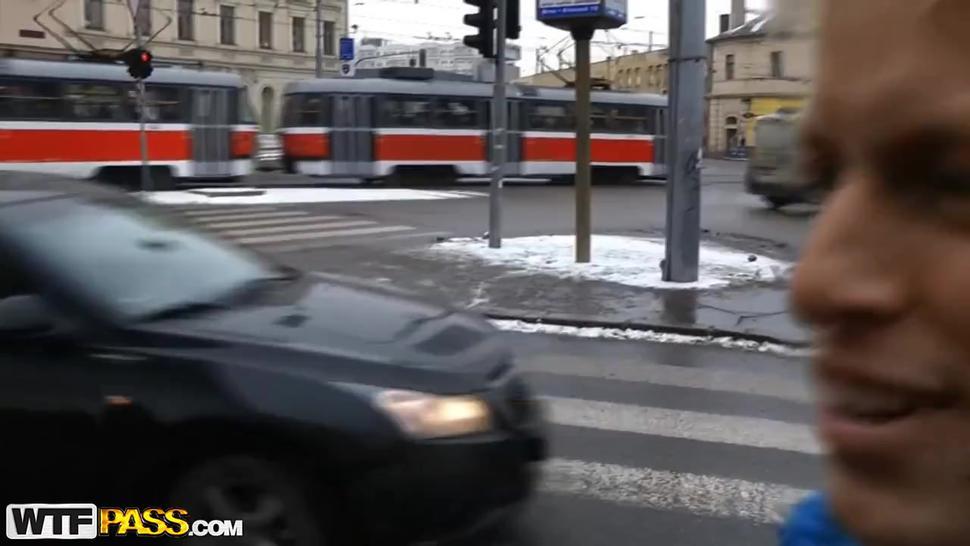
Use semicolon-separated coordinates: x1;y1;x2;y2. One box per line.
169;455;330;546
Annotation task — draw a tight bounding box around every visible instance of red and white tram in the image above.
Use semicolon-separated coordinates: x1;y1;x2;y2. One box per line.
0;58;258;187
279;72;667;183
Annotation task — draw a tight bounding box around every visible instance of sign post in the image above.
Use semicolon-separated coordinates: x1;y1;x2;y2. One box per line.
536;0;626;263
489;0;508;249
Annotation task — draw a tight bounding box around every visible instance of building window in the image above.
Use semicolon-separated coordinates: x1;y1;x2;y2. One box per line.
323;21;335;56
220;5;235;45
134;0;152;36
770;51;784;78
177;0;194;40
634;67;642;87
725;54;735;80
259;12;273;49
292;17;306;52
84;0;104;30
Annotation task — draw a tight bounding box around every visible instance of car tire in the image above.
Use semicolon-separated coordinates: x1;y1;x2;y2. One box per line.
169;455;332;546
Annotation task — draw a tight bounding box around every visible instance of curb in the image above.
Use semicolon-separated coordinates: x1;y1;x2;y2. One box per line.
481;311;812;349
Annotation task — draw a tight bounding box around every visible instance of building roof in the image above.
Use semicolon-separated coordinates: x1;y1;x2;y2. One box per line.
708;14;771;43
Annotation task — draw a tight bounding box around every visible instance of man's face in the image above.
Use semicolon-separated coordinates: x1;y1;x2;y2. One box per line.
791;2;970;545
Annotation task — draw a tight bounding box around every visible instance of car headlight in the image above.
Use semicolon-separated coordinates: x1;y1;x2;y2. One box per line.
375;390;493;439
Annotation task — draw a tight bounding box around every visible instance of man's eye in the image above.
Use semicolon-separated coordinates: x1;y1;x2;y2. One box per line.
932;170;970;196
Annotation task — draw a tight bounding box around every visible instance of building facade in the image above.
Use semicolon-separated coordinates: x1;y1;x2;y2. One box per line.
516;49;669;95
355;38;520;81
0;0;348;130
706;0;817;155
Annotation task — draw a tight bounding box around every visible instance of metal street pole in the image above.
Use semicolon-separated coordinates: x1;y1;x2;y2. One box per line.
489;0;508;249
315;0;324;77
130;2;151;192
662;0;705;282
573;27;594;263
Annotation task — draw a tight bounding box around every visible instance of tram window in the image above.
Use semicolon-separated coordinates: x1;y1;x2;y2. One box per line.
591;104;609;132
66;83;126;121
434;98;480;129
300;95;325;125
281;94;301;127
124;85;183;123
609;105;651;133
527;101;573;131
0;79;63;120
380;96;432;128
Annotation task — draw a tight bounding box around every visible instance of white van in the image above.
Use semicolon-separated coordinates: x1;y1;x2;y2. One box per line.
745;109;821;208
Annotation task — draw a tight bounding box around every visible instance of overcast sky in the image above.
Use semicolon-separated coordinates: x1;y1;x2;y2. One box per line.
348;0;769;75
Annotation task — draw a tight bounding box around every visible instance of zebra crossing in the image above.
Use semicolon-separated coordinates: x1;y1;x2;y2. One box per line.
509;338;821;544
169;205;446;252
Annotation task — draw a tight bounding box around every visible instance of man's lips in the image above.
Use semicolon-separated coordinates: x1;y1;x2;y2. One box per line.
816;372;957;453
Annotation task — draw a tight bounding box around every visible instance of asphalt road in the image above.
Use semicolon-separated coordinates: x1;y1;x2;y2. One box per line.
480;331;820;546
239;160;817;255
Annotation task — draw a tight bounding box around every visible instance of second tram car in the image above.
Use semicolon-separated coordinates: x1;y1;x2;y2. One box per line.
0;58;258;188
279;74;667;183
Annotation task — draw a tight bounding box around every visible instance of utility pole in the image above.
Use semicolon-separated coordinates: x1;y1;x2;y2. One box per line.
648;30;655;52
573;27;593;263
489;0;508;249
315;0;324;77
662;0;706;282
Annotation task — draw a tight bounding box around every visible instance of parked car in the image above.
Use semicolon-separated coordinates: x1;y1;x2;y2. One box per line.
256;133;284;171
0;172;545;545
745;109;823;208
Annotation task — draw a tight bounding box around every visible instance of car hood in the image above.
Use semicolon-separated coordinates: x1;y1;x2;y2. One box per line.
135;273;510;393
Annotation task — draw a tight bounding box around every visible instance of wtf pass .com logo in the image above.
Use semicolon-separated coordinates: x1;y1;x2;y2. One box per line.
5;504;243;540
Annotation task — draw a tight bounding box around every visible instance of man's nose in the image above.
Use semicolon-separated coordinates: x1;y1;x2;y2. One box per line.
791;174;910;329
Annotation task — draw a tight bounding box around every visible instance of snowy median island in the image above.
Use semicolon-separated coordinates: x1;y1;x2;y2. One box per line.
427;235;792;290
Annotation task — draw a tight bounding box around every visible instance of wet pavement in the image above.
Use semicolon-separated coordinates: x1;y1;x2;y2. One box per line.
279;232;811;346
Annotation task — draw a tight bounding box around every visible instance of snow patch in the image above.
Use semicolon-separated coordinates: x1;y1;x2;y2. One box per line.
490;319;812;358
143;187;484;206
429;235;792;290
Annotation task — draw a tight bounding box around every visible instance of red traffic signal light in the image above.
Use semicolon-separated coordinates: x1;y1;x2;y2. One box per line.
122;48;154;80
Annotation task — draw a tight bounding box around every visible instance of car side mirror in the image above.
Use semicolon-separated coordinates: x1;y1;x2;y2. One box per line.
0;295;55;336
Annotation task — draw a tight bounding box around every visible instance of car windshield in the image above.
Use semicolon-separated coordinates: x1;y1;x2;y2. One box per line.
0;196;277;321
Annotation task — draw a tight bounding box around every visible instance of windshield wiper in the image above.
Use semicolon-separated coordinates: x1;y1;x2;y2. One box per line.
140;301;228;322
220;270;302;305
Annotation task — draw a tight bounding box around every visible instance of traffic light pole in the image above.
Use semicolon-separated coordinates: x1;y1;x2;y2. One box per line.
132;8;151;192
489;0;507;249
573;27;594;263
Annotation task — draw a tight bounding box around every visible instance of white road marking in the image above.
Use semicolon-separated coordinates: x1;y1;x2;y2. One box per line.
233;225;415;245
219;220;376;237
545;396;822;454
541;458;811;524
186;210;309;222
202;215;346;230
518;356;812;403
176;206;280;216
270;230;452;253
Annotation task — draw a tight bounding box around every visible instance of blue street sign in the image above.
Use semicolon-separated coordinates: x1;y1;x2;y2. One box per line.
339;37;355;61
536;0;626;30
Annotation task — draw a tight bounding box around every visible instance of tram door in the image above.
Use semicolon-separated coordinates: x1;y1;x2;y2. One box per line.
191;87;233;178
331;95;374;178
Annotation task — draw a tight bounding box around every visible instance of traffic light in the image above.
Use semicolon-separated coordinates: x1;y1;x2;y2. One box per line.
122;48;154;80
506;0;520;40
463;0;495;59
